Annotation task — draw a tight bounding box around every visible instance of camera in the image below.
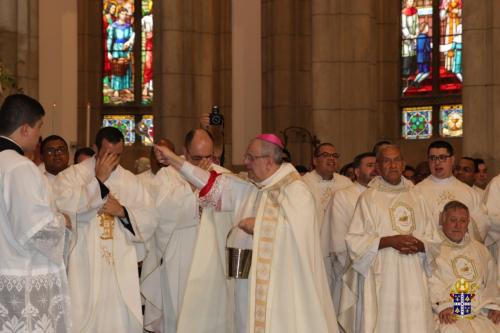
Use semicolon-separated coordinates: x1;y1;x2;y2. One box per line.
209;105;224;126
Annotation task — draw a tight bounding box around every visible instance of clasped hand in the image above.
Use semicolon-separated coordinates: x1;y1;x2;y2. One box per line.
98;194;125;218
381;234;424;254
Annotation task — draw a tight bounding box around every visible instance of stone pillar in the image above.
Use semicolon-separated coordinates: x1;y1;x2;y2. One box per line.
462;0;500;173
311;0;378;165
0;0;38;101
262;0;313;167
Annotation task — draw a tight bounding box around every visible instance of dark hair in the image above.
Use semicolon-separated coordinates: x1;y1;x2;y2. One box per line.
0;94;45;136
74;147;95;164
282;148;292;163
372;140;392;154
313;143;335;157
340;162;354;176
41;135;68;154
473;158;485;173
443;200;469;215
404;165;416;173
184;128;214;150
95;126;124;149
353;152;376;168
428;140;454;156
294;165;309;173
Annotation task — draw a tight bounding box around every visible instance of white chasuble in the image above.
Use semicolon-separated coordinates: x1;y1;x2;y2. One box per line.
53;157;158;332
0;148;71;332
302;170;352;228
346;176;438;333
202;163;338;333
428;233;500;332
415;175;492;243
321;182;366;332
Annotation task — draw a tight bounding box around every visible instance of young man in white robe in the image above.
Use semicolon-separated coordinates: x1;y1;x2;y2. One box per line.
302;143;352;228
346;145;439;333
53;126;158;332
321;152;376;331
155;133;338;333
415;141;491;242
428;200;500;332
0;94;71;332
141;129;235;333
39;135;70;184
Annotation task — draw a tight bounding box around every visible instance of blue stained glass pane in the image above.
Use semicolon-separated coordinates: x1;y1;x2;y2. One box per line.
402;106;433;139
440;104;463;137
102;115;136;145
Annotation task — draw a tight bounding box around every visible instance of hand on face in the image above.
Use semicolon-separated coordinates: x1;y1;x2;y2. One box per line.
95;150;120;183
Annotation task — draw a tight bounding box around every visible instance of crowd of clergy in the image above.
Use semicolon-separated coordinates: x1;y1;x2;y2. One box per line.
1;93;500;333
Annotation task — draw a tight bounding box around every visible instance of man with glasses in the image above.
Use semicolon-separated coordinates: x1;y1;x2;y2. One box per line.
303;143;352;229
414;141;492;243
346;145;438;333
322;152;377;328
142;129;234;333
39;134;70;183
154;133;338;333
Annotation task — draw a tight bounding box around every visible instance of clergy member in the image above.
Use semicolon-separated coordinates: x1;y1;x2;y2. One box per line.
0;94;71;331
428;200;500;332
415;141;491;242
154;133;338;333
321;152;376;331
141;129;234;333
346;144;438;333
39;134;70;183
53;126;158;332
302;142;352;228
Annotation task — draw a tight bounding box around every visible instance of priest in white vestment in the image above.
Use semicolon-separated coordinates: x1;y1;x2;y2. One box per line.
38;135;70;185
302;143;352;228
428;200;500;332
53;127;158;332
346;145;438;333
0;94;71;332
141;129;236;333
483;174;500;288
321;152;376;331
415;141;491;242
154;133;338;333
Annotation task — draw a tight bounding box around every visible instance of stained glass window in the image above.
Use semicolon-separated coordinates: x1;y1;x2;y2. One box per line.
140;115;154;145
141;0;153;105
440;104;463;137
400;0;463;140
439;0;462;93
401;0;433;97
102;115;136;145
402;106;433;139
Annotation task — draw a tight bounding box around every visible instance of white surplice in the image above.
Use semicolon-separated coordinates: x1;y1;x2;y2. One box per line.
346;176;438;333
483;174;500;289
141;164;234;333
200;163;338;333
303;170;353;228
0;143;71;332
53;157;157;332
428;233;500;332
321;182;366;332
415;175;491;243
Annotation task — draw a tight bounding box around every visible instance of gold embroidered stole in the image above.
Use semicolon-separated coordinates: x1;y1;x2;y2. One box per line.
254;171;301;332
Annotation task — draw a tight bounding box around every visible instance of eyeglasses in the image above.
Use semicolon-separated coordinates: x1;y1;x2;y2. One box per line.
243;153;270;162
45;146;67;155
428;155;451;162
317;152;340;159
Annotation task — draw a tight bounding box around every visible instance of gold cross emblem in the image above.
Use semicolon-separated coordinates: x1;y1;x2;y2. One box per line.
99;213;115;240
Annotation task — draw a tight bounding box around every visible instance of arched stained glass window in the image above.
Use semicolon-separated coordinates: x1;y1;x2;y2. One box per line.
400;0;463;139
101;0;154;145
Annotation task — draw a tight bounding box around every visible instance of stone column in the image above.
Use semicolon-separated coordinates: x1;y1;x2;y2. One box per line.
462;0;500;173
0;0;38;101
262;0;313;167
311;0;378;164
